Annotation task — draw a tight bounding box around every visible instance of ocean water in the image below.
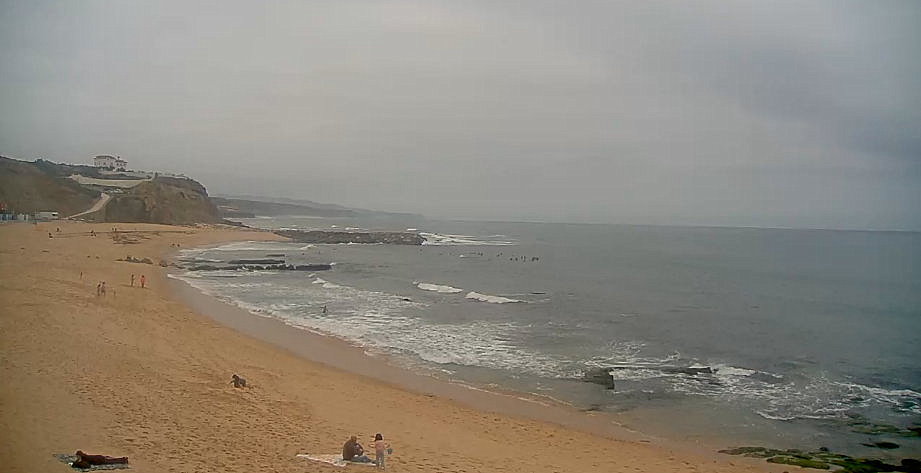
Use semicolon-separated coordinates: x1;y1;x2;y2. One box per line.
174;216;921;455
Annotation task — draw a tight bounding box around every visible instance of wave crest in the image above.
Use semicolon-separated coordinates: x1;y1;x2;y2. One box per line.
416;282;464;294
465;292;522;304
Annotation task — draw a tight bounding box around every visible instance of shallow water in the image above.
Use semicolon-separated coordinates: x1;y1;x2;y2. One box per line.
176;217;921;455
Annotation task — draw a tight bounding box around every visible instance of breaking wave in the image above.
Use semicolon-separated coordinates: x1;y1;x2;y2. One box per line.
420;232;517;246
465;292;522;304
416;282;464;294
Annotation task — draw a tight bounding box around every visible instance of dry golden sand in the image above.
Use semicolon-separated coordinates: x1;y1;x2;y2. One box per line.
0;221;783;473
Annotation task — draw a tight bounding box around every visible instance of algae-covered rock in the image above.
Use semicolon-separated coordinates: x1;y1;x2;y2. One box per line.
847;418;920;438
826;457;904;472
718;446;773;457
766;456;830;469
720;444;919;473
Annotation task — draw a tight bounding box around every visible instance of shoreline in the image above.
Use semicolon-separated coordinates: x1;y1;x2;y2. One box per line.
168;272;657;442
0;221;781;473
165;237;775;458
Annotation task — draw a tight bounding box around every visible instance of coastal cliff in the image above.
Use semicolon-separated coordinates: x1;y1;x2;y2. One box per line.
274;229;424;245
103;176;221;225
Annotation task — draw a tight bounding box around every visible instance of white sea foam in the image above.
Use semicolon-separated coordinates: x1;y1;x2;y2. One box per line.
172;269;575;378
755;411;797;421
416;282;464;294
465;292;522;304
712;364;757;377
311;277;341;289
419;232;517;246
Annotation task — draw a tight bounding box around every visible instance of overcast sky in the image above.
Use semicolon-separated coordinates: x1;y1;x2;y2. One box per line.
1;0;919;229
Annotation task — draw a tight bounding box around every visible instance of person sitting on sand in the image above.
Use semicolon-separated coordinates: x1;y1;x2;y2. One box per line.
342;436;372;463
230;374;247;388
72;450;128;468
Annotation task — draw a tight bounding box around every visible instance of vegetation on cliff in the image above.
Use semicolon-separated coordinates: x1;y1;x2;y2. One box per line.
0;157;100;216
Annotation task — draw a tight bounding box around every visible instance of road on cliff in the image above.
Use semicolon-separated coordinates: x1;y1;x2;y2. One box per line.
68;192;111;219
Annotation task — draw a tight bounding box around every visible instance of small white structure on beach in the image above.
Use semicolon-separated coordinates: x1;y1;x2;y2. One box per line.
93;155;127;171
34;211;59;221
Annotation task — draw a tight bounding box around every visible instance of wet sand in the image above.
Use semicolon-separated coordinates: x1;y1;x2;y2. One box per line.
0;221;781;473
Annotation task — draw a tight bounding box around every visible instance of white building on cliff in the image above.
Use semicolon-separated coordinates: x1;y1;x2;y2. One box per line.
93;155;127;171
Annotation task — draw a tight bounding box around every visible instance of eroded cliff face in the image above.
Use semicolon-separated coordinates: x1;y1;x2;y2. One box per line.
103;177;220;225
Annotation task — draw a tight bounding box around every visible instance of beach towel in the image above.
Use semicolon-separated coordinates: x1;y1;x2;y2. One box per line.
296;454;376;468
53;454;130;471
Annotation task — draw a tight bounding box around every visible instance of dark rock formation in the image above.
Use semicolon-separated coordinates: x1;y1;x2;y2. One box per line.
847;416;921;437
720;446;921;472
119;256;154;264
582;368;616;389
862;442;901;450
227;259;285;265
582;365;714;388
275;230;424;245
187;263;331;272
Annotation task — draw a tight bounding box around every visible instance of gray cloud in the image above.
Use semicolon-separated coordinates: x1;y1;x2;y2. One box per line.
1;0;919;229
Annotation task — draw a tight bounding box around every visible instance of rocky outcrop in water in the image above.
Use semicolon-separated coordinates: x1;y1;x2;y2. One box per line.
227;259;286;265
720;446;921;472
275;230;424;245
187;263;331;272
582;365;715;389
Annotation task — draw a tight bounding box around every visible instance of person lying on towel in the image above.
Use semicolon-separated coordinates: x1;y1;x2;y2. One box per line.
72;451;128;468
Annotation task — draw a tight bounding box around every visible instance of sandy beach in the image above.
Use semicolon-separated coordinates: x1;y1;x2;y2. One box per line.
0;221;782;473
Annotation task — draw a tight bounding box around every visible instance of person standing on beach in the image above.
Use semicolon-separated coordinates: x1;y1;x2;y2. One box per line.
96;282;102;296
100;281;107;296
373;433;390;470
130;274;135;287
140;274;146;289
